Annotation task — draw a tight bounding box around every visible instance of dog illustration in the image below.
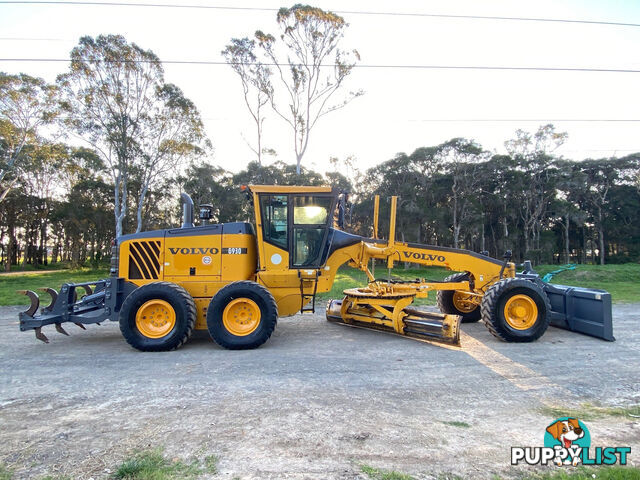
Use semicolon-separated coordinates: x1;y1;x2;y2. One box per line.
546;418;585;466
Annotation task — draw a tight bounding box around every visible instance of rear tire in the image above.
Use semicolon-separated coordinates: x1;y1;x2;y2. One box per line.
119;282;196;351
436;272;481;323
481;278;551;342
207;281;278;350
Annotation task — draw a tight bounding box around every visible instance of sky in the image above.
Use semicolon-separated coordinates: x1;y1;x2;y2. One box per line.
1;0;640;176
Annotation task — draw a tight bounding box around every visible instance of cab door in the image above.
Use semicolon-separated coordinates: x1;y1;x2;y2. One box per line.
289;194;333;268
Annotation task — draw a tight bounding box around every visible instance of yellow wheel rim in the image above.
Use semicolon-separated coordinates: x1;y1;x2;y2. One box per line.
504;294;538;330
135;299;176;338
222;298;261;336
452;291;477;313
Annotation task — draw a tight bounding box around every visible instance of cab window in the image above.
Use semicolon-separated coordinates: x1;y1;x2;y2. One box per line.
292;196;332;267
260;195;288;250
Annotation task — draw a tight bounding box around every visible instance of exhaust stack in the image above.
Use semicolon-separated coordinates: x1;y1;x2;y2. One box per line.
181;193;194;228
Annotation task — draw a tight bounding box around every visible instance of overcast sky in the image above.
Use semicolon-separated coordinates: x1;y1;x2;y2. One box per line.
1;0;639;176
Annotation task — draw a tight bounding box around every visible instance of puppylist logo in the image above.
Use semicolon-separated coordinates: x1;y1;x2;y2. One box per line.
511;417;631;467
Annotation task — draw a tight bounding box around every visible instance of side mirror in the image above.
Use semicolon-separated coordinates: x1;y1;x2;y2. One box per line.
337;193;349;229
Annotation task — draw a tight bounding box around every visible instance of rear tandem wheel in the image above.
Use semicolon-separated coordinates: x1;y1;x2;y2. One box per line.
206;281;278;350
436;272;481;323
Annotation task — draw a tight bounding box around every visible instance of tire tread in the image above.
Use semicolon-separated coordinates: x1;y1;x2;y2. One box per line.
481;278;551;342
207;280;278;350
436;272;481;323
119;281;196;352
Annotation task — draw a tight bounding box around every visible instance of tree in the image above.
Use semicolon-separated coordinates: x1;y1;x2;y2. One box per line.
179;162;244;224
58;34;164;237
255;4;362;173
505;124;568;260
222;38;272;165
578;158;627;265
0;72;57;202
553;160;585;264
438;138;487;249
505;124;568;158
134;83;207;232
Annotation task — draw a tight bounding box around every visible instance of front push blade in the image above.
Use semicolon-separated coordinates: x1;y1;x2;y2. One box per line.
544;283;614;341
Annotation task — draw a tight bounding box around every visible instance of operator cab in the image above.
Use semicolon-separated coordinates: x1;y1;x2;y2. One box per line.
254;186;338;268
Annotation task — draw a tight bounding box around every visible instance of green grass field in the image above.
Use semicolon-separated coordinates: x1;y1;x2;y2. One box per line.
319;262;640;305
317;264;453;306
533;263;640;303
0;267;109;306
0;263;638;307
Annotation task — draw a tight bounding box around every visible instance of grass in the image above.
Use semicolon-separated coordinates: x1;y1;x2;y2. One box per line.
112;448;218;480
318;264;453;306
1;262;637;307
202;455;219;474
360;464;415;480
534;263;640;303
0;464;12;480
0;267;109;306
440;420;471;428
518;466;640;479
320;263;640;305
538;402;640;421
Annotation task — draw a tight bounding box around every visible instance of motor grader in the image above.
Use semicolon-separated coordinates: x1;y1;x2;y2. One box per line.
18;185;613;350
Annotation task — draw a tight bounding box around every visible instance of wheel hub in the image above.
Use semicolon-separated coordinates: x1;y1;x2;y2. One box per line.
135;299;176;338
504;294;538;330
452;291;477;313
222;298;261;336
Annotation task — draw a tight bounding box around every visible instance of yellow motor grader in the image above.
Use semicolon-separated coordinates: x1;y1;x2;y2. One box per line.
19;185;614;350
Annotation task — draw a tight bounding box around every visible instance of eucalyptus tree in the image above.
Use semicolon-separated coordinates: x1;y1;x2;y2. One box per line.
577;157;632;265
222;38;272;165
505;124;568;258
0;72;57;202
58;35;165;237
134;83;207;232
437;138;487;249
255;5;362;173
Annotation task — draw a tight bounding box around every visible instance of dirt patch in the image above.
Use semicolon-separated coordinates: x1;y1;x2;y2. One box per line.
1;304;639;479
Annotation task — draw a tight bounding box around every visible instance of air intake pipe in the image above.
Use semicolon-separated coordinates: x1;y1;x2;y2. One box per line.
181;193;194;228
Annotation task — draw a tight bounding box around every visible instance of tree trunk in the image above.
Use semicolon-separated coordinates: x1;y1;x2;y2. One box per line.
114;173;127;237
598;228;605;265
136;183;149;233
502;214;508;252
296;153;302;175
597;207;605;265
5;230;14;272
564;215;570;264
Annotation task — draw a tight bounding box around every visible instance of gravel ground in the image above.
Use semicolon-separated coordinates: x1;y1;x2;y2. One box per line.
0;303;639;479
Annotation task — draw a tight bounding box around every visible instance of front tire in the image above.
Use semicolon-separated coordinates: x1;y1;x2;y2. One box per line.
207;281;278;350
437;272;481;323
481;278;551;342
119;282;196;351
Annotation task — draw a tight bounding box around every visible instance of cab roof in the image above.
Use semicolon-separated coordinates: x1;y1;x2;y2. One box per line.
247;185;335;194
